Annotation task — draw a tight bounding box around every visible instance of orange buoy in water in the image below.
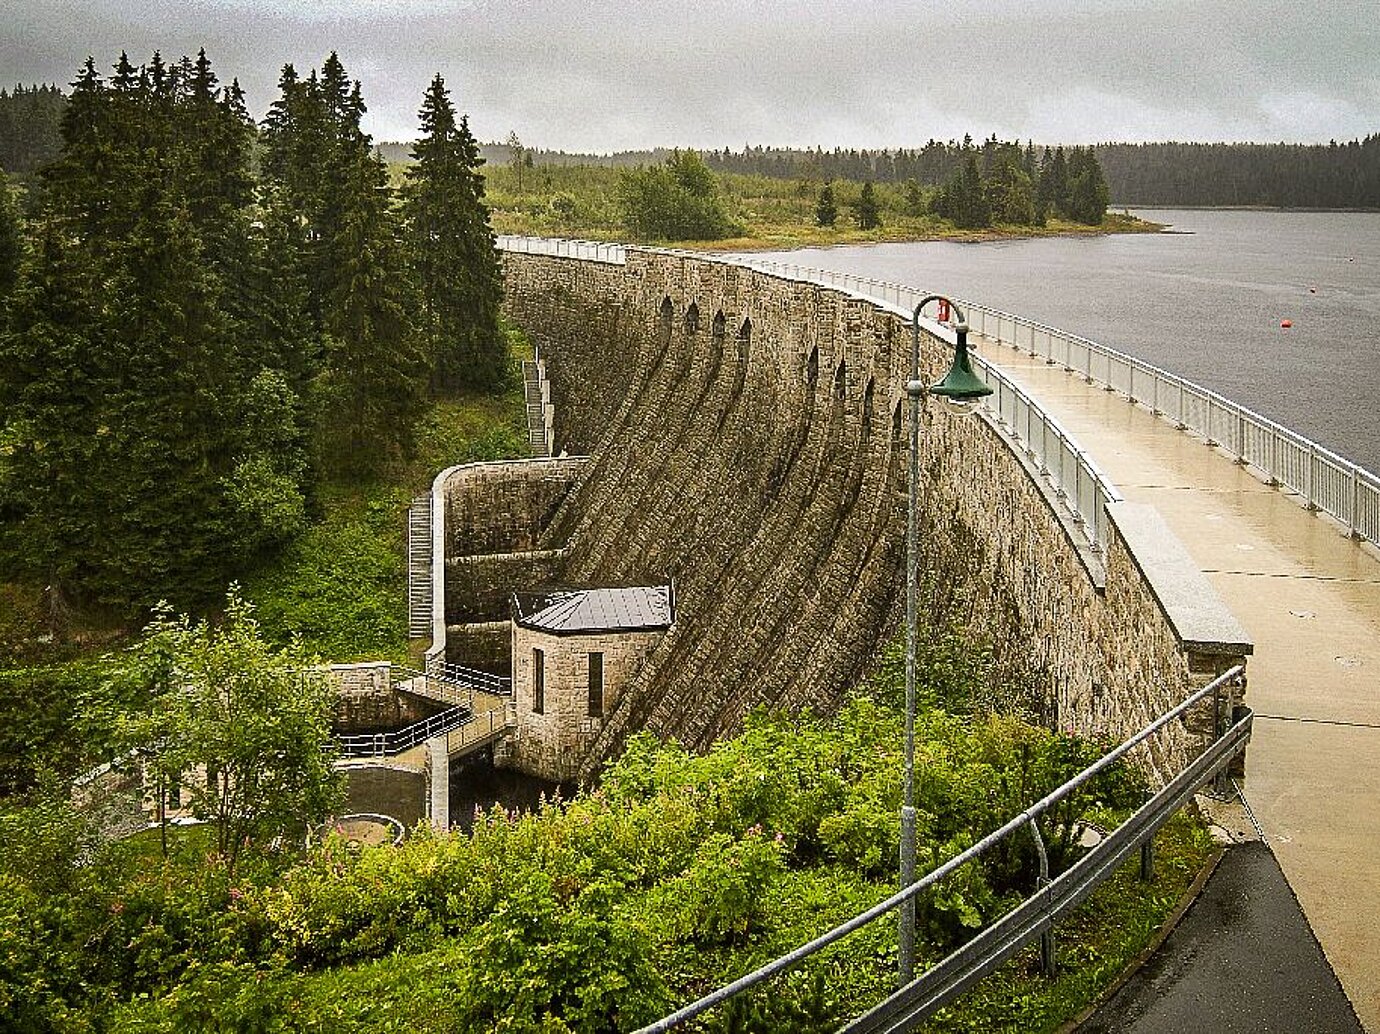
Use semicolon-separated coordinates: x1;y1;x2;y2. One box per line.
1281;319;1294;328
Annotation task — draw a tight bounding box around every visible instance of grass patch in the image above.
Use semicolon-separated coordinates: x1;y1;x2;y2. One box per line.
242;348;531;664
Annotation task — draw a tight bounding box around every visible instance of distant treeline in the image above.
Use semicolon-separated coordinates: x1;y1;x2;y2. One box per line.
5;84;1377;207
1095;139;1380;208
0;84;65;175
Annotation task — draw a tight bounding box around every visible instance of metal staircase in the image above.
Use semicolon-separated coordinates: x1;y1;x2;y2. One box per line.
523;359;550;456
407;494;432;639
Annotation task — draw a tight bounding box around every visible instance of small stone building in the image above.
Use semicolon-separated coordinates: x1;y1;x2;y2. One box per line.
509;584;675;780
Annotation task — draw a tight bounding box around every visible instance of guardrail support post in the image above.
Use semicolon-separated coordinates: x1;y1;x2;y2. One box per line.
1028;818;1056;979
1140;838;1155;882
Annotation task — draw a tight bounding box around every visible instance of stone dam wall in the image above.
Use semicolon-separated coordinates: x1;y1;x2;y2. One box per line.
475;248;1249;783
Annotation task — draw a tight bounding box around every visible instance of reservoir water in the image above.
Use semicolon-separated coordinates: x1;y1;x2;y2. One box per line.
750;210;1380;475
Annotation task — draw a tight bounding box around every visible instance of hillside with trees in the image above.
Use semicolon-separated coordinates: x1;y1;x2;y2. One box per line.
0;52;505;618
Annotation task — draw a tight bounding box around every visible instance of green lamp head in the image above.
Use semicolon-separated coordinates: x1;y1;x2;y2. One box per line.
929;323;994;401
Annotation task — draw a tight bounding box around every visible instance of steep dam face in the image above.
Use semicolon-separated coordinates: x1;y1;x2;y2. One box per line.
490;249;1249;782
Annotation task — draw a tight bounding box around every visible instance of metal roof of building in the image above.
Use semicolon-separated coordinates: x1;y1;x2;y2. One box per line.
512;584;675;635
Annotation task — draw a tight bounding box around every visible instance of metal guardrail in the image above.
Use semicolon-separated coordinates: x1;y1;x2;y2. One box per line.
634;666;1249;1034
419;658;512;696
978;364;1123;552
721;254;1122;555
336;705;469;758
960;301;1380;543
498;236;1378;546
494;240;1120;557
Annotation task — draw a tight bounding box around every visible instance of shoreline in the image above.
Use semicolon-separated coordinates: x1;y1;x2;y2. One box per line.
684;214;1168;254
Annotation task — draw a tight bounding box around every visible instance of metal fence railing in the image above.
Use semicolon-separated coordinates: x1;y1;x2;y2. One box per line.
698;253;1380;547
977;363;1124;553
336;705;469;758
420;658;512;696
718;254;1121;555
496;234;627;265
496;238;1380;548
634;666;1250;1033
958;301;1380;542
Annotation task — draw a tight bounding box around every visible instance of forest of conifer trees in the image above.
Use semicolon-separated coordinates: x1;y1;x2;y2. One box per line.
0;51;504;616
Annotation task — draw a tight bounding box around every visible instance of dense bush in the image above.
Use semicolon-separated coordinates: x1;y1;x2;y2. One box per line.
617;150;742;241
0;672;1172;1033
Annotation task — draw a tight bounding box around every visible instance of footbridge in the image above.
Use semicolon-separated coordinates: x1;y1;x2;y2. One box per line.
485;237;1378;1029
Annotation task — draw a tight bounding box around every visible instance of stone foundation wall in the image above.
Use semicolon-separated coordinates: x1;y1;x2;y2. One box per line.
330;663;437;733
444;458;589;559
435;458;588;670
497;248;1250;783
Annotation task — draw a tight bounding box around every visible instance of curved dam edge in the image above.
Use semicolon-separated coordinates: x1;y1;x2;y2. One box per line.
435;244;1252;784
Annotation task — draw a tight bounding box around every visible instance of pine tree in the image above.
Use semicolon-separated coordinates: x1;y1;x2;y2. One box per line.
1039;147;1071;221
815;182;837;227
0;177;21;303
1066;147;1110;225
402;74;507;393
319;149;427;471
855;180;881;230
1;51;307;611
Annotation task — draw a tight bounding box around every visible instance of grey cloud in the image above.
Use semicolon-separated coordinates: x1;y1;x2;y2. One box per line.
1;0;1375;150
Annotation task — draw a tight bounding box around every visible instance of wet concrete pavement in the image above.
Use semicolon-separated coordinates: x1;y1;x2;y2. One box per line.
979;343;1380;1029
1077;842;1363;1034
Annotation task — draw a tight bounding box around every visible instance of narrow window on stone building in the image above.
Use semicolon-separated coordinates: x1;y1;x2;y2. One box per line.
588;652;604;716
685;302;699;335
737;318;752;361
532;647;545;714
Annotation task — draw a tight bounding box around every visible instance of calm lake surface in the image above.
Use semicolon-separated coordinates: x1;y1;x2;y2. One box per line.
751;210;1380;474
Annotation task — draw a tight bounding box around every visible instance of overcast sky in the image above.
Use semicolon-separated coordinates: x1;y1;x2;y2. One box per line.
4;0;1377;152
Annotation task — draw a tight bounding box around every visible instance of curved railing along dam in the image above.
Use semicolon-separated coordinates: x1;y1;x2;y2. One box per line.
445;238;1251;790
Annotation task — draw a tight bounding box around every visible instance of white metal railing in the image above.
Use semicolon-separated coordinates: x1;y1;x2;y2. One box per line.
497;240;1380;549
976;363;1123;552
496;234;626;265
719;254;1121;554
717;255;1380;546
960;302;1380;543
494;241;1122;557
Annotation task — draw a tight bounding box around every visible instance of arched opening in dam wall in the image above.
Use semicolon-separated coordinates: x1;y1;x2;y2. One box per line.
474;247;1249;784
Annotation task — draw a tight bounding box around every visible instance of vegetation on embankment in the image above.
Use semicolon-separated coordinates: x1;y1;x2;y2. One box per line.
0;623;1216;1032
476;158;1160;250
0;321;531;801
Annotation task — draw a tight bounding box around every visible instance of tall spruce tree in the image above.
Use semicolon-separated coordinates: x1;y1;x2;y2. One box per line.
320;147;427;470
0;52;307;611
402;74;506;393
854;181;881;230
815;181;838;227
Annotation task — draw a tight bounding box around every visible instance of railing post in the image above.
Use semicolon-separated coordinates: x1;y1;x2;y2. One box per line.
1306;445;1318;510
1028;818;1056;979
1349;463;1360;537
1140;837;1155;882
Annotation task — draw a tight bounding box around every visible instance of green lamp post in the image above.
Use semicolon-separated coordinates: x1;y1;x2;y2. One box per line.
899;296;994;987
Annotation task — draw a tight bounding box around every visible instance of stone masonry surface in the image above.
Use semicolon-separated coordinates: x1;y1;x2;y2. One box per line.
496;248;1250;783
510;624;666;781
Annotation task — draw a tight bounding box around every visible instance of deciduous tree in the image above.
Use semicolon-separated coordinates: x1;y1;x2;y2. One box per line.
120;589;342;872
